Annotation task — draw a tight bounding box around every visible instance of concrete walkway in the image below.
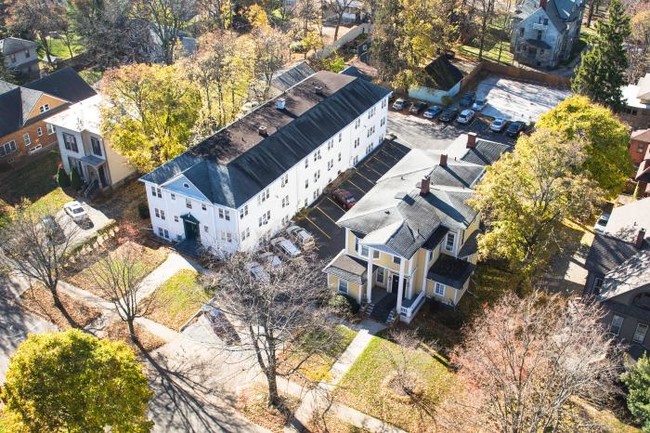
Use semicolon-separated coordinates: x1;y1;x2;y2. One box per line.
136;253;198;303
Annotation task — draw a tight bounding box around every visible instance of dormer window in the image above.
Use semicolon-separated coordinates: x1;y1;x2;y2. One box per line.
39;104;50;113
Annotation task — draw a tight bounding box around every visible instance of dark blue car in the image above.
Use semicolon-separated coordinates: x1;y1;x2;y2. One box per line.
423;105;443;119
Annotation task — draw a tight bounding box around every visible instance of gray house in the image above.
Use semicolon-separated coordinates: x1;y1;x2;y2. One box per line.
584;198;650;359
510;0;585;69
0;37;40;80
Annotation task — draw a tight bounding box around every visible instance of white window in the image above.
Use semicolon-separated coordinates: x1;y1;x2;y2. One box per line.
373;250;380;259
240;205;249;218
305;179;309;189
171;193;176;200
338;132;342;142
610;315;624;336
445;233;456;252
23;133;31;146
338;279;348;294
633;323;648;344
305;159;309;168
360;245;368;257
392;255;400;265
224;210;230;220
281;174;289;187
160;210;165;220
338;152;342;162
327;160;334;170
163;229;169;239
204;225;209;233
158;227;164;237
435;282;445;296
202;203;207;211
174;216;179;222
593;277;603;293
354;138;360;148
376;267;384;284
227;233;232;242
219;209;224;219
186;199;192;209
154;208;160;218
39;104;50;113
47;123;56;135
37;127;43;137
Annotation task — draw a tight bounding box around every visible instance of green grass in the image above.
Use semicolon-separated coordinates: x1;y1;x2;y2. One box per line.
461;41;514;64
280;325;357;383
43;36;85;60
146;269;211;330
335;336;454;433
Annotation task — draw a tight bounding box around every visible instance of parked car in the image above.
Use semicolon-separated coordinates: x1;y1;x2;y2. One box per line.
203;306;240;345
63;201;87;222
271;237;301;258
594;213;611;233
472;99;488;111
331;188;356;209
456;109;475;125
459;91;476;107
392;98;407;111
423;105;443;119
506;121;527;137
41;215;65;244
287;225;315;249
409;101;427;114
490;117;507;132
439;108;459;123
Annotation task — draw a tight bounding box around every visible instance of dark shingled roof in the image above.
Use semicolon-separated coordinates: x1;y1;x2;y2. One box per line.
585;234;643;276
24;67;96;104
341;66;372;81
0;80;18;95
422;225;449;250
324;252;368;283
525;39;553;50
422;56;464;91
428;162;485;188
142;71;391;208
427;254;476;289
461;139;512;166
271;61;317;92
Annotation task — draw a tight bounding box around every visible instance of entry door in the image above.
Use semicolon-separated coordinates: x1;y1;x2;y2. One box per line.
98;165;108;188
391;275;406;298
183;220;199;240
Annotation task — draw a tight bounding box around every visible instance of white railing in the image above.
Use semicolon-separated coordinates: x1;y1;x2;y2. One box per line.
400;291;426;319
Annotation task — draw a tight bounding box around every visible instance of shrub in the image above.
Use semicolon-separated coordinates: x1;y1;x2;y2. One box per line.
137;203;150;219
70;167;82;190
56;165;71;188
329;293;360;318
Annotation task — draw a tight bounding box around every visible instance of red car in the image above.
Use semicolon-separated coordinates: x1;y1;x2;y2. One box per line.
331;189;356;209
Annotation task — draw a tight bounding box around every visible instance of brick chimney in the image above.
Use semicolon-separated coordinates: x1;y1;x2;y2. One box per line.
540;0;547;9
420;175;430;196
466;132;477;149
439;154;448;167
635;228;646;249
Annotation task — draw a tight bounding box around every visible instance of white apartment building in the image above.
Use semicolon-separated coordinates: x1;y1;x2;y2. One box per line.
47;94;136;194
140;71;391;254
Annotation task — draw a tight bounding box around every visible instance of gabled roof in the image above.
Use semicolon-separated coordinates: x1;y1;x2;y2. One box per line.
585;234;644;275
0;86;49;136
0;37;38;55
421;56;464;91
631;129;650;143
271;61;317;92
323;250;368;283
460;139;512;166
603;198;650;242
600;250;650;301
142;71;391;208
24;67;96;104
0;80;18;95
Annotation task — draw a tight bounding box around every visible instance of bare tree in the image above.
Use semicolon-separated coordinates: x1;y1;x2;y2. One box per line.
86;247;153;341
0;204;80;328
452;291;622;433
204;247;334;408
323;0;356;41
251;27;290;101
475;0;495;60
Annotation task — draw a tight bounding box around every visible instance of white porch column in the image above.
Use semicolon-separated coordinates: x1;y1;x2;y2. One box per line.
407;257;414;299
396;257;406;313
366;247;374;303
421;251;431;294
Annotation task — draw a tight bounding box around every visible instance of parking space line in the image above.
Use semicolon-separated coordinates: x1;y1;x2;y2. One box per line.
346;179;367;194
378;149;399;162
315;206;341;225
355;170;377;185
304;216;332;240
370;156;393;169
326;196;346;212
364;163;386;177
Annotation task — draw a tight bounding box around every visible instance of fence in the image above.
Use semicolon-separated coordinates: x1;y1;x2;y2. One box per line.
312;23;373;60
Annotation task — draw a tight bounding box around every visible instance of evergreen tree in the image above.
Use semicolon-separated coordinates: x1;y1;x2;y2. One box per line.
56;165;71;188
622;353;650;433
70;167;82;190
572;0;631;111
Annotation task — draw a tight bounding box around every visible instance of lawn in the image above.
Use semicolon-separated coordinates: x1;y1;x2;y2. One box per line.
43;36;85;60
335;336;454;433
461;17;514;65
145;269;211;331
68;241;169;298
279;325;357;384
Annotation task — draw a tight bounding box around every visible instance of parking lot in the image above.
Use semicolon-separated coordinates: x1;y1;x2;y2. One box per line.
296;139;410;260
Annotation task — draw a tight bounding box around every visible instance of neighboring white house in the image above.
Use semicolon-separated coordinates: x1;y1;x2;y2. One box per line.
510;0;585;69
47;94;135;195
141;70;391;254
0;37;39;79
408;55;467;104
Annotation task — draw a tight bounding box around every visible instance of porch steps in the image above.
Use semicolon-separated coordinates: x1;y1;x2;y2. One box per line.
361;302;375;318
386;309;398;326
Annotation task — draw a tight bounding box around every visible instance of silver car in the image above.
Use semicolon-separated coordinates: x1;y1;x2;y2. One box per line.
271;237;301;258
286;225;315;249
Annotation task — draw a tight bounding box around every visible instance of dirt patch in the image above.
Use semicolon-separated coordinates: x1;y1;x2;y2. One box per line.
21;284;101;329
238;385;301;433
104;320;167;353
382;370;426;403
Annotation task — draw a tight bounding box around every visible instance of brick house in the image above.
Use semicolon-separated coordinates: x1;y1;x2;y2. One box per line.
630;129;650;167
0;67;96;163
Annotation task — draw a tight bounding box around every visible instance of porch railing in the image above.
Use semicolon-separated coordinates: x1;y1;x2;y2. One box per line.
400;290;426;319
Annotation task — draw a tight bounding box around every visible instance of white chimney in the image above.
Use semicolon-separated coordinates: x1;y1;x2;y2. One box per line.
275;98;286;110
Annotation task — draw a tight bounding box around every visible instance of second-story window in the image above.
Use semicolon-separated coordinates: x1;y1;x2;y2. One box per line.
62;133;78;152
91;137;102;156
39;104;49;113
47;124;56;135
186;198;192;209
23;133;31;146
445;233;456;252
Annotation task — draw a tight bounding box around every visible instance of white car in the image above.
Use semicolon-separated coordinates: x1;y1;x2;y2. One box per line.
456;109;475;124
594;213;610;233
287;225;315;249
259;252;282;267
490;118;507;132
271;237;301;258
63;201;87;221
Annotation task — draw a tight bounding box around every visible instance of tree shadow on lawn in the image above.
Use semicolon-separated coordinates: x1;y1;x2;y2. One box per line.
134;340;253;433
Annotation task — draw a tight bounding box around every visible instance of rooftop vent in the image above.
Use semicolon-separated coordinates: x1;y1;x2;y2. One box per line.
275;98;286;110
315;85;324;96
258;125;268;137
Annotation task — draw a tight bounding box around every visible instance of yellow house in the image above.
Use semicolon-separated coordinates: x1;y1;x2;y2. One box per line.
324;133;510;323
